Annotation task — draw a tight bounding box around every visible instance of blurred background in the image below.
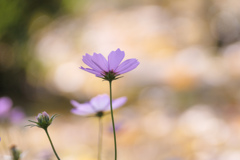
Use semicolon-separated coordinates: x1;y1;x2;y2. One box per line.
1;0;240;159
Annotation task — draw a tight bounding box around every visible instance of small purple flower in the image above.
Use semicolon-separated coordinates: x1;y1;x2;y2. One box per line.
0;96;12;116
80;48;139;81
0;96;25;123
70;94;127;117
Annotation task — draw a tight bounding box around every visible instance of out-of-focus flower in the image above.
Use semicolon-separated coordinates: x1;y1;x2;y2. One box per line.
0;96;25;124
108;121;124;133
71;94;127;117
0;97;12;116
37;149;53;160
27;111;58;130
80;48;139;81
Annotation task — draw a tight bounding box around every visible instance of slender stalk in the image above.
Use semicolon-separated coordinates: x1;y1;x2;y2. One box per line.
109;80;117;160
44;129;61;160
98;117;103;160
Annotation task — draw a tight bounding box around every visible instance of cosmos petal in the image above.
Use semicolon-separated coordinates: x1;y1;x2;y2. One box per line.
70;100;95;115
115;59;139;74
80;67;103;77
71;108;95;116
91;53;108;72
106;97;127;111
82;53;103;72
108;48;125;71
90;94;110;111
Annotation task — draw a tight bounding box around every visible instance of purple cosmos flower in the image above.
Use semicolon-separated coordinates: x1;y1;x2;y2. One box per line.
80;48;139;81
70;94;127;117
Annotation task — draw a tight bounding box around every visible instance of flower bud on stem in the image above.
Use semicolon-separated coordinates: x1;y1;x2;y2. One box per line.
26;111;61;160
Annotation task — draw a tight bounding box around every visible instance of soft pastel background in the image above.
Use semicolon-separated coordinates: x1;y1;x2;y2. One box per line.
1;0;240;160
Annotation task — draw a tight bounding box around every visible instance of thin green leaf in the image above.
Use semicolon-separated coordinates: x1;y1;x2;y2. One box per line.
28;120;38;124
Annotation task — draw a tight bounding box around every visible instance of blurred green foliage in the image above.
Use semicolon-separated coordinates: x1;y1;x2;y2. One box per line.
0;0;62;43
0;0;65;109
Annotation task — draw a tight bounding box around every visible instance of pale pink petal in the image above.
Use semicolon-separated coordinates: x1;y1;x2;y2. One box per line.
42;111;49;117
82;54;103;72
36;113;42;120
90;94;110;111
115;59;139;74
91;53;108;72
70;100;95;115
105;97;127;111
0;97;12;115
80;67;103;77
71;108;94;116
108;48;125;71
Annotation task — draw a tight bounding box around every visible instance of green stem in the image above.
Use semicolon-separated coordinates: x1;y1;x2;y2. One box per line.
44;129;61;160
109;81;117;160
98;117;103;160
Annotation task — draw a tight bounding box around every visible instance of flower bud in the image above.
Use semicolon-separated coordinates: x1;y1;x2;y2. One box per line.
27;111;58;130
36;111;53;129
